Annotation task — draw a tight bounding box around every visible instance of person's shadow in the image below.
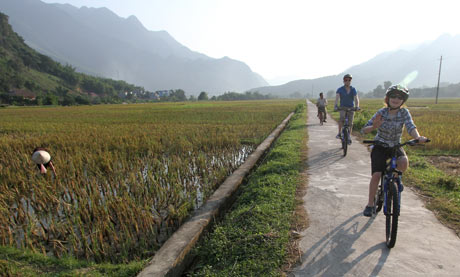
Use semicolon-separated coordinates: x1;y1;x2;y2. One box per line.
307;148;344;171
291;213;390;276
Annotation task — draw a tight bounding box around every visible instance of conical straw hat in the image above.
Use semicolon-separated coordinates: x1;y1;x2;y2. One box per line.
31;150;51;164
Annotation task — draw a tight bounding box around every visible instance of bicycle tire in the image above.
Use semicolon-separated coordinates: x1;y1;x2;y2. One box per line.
342;128;348;156
385;180;399;248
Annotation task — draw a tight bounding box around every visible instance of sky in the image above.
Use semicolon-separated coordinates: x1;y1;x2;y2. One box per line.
41;0;460;85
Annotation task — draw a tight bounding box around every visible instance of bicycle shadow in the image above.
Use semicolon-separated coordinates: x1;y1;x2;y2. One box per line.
306;123;322;127
307;148;344;171
291;213;390;276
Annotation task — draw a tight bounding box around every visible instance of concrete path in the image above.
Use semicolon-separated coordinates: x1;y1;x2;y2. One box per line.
290;101;460;276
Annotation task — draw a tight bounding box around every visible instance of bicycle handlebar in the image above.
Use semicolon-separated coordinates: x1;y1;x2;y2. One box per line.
337;107;359;111
363;139;431;148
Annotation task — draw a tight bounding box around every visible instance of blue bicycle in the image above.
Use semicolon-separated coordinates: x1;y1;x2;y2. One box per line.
338;107;358;156
363;138;430;248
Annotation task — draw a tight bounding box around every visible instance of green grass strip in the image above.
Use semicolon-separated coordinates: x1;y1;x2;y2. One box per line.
188;104;307;276
403;153;460;236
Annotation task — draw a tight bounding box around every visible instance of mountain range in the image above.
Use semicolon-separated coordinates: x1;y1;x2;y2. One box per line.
0;11;152;105
0;0;268;95
2;0;460;98
251;34;460;96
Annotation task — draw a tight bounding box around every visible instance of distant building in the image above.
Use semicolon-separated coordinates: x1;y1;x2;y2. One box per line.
155;90;170;97
9;89;36;100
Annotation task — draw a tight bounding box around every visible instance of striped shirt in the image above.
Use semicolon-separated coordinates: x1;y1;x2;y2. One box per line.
362;107;417;147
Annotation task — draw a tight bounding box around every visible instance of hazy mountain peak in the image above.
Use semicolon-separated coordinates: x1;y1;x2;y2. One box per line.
250;33;460;96
0;0;268;93
126;14;141;24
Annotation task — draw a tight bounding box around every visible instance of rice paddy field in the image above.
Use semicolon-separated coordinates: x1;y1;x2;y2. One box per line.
0;100;301;263
352;98;460;154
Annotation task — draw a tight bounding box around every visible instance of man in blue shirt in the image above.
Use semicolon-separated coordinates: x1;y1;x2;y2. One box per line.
334;74;360;143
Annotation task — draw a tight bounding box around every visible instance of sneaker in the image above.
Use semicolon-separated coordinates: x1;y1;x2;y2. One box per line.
336;134;341;139
363;206;374;217
324;120;327;123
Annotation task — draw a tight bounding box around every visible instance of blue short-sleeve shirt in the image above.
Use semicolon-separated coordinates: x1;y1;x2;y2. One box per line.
336;86;357;107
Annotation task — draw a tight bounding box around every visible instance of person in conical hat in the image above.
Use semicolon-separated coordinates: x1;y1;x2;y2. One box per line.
31;147;57;177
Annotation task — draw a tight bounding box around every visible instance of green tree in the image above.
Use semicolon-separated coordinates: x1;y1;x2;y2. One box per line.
372;84;385;98
75;95;90;105
384;81;392;91
53;86;68;97
169;89;186;101
62;94;76;106
198;91;208;100
43;94;58;105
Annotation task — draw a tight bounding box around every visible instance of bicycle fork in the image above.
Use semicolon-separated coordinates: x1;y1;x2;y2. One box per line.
383;175;403;216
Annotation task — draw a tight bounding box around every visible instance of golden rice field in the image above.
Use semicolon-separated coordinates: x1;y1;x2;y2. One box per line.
355;98;460;153
0;100;301;262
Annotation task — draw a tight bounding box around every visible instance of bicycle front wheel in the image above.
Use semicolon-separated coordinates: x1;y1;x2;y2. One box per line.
385;180;399;248
376;176;385;213
342;128;348;156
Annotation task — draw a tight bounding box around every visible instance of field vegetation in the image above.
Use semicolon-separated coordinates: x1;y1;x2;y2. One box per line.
187;103;307;276
0;100;301;267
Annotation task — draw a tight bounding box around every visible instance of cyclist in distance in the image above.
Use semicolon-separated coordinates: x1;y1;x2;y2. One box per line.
316;92;328;123
334;74;360;143
360;85;427;216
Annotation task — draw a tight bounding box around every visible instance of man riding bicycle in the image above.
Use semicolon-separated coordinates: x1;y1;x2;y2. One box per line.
316;92;328;123
335;74;360;144
360;85;427;217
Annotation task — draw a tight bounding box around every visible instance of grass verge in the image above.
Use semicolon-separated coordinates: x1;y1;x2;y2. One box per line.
186;103;308;276
403;152;460;236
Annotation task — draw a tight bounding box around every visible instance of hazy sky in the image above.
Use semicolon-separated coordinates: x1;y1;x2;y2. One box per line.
41;0;460;85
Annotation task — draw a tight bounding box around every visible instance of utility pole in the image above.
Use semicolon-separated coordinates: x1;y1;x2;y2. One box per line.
435;55;442;104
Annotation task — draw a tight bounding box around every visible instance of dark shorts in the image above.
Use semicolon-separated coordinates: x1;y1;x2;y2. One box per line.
317;106;326;113
370;145;406;174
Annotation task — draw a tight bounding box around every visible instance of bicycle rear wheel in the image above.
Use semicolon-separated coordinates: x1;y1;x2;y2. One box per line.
342;128;348;156
385;180;399;248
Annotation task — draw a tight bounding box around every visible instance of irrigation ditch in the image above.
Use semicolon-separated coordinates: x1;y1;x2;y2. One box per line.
137;111;295;277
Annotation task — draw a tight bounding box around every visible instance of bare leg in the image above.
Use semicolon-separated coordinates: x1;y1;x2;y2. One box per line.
367;172;382;206
397;156;409;172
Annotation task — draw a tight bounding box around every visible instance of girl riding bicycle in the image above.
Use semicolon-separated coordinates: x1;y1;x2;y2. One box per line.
360;85;427;217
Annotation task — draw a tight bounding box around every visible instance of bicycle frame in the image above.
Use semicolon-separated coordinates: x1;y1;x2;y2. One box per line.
338;107;355;156
317;107;326;125
382;153;403;216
